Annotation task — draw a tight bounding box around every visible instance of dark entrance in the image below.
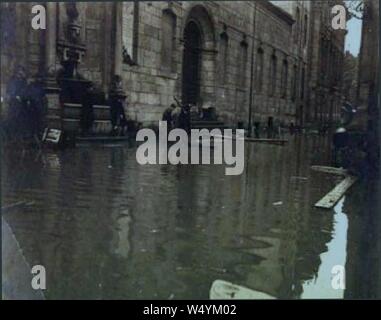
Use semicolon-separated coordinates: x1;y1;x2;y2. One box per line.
182;21;202;106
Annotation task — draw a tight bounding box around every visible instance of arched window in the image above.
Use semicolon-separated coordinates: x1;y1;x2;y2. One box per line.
255;48;264;93
281;59;288;98
300;66;305;99
161;9;177;72
292;64;298;101
269;54;277;96
304;14;308;47
123;1;139;64
237;39;248;87
219;32;229;84
295;7;300;44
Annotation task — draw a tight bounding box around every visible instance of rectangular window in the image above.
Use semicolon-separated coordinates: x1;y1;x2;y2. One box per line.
161;9;177;72
281;60;288;98
292;65;298;101
122;1;139;64
294;8;300;44
238;41;248;87
304;14;308;47
219;33;228;85
300;67;305;99
269;55;277;96
256;49;264;93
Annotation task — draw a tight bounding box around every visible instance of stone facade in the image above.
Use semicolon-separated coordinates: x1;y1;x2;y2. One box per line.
305;0;346;128
343;51;358;106
0;1;347;130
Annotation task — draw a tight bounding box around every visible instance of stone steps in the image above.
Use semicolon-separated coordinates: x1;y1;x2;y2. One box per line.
63;103;111;120
62;103;112;135
190;119;228;130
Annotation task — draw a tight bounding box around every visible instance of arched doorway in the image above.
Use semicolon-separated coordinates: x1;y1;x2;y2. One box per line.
181;21;202;106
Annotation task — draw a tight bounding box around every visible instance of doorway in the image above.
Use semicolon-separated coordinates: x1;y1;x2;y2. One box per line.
181;21;202;106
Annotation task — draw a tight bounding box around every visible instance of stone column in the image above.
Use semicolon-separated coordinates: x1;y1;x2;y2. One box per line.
110;2;126;102
114;2;123;76
44;2;61;129
201;49;217;104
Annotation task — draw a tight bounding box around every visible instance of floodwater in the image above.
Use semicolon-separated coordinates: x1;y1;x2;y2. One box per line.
2;135;381;299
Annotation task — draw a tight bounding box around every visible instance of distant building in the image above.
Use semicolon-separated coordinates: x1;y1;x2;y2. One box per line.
343;51;359;105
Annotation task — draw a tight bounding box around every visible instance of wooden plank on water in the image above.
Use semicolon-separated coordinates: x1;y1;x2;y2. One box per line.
311;166;348;176
210;280;275;300
1;201;35;212
246;137;288;144
213;134;288;145
315;175;357;209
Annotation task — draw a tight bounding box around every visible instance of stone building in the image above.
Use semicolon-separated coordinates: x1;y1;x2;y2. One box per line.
0;1;347;133
356;0;379;171
343;50;359;105
269;1;311;127
357;0;379;124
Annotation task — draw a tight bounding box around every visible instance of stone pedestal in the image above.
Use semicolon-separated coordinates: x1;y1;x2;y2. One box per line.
45;87;62;129
44;3;61;129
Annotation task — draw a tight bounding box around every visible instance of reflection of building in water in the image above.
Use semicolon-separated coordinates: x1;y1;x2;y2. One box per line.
228;136;334;298
344;180;381;299
2;136;344;299
2;148;139;299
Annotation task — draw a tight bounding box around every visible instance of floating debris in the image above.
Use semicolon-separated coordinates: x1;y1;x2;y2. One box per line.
209;280;275;300
290;176;308;181
311;166;347;176
315;175;357;209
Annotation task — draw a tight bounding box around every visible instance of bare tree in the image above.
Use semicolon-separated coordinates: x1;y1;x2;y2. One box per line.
346;0;364;20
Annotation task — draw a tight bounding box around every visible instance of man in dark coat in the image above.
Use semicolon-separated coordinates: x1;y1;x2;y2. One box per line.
26;74;46;139
162;103;176;130
110;95;128;136
81;84;95;136
177;104;191;133
6;66;28;139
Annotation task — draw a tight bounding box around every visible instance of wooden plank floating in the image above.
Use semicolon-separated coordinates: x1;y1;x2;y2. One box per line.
1;201;35;212
210;280;275;300
311;165;348;176
213;134;288;145
315;175;357;209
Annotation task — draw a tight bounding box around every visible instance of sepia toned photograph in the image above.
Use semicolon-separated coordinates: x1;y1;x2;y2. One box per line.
1;0;379;303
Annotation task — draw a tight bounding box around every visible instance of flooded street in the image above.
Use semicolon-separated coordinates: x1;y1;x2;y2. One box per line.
2;135;381;299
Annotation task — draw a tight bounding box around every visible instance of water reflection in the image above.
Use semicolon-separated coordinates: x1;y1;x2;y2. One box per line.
2;135;380;299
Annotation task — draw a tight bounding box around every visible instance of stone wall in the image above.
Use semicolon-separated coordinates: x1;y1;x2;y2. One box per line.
117;1;303;128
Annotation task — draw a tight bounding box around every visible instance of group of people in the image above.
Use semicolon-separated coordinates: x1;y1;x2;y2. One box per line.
162;101;191;133
3;66;46;143
80;78;129;137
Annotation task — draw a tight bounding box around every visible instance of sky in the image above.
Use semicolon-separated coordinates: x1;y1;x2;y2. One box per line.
344;1;363;57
